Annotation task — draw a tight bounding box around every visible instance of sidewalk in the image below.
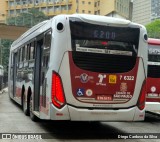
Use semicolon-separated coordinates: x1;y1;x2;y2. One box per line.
0;87;8;94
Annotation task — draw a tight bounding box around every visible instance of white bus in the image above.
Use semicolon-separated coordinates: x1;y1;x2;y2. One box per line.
8;14;148;121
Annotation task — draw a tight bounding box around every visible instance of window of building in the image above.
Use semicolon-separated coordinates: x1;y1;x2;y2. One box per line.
10;10;14;16
22;9;27;13
9;2;15;7
94;2;97;7
28;0;33;4
16;0;21;6
88;11;91;14
98;1;100;6
42;0;47;3
48;0;53;3
62;6;66;11
42;8;47;13
16;10;21;14
68;5;72;10
88;2;91;5
82;1;85;4
82;10;85;13
94;11;97;15
22;0;27;5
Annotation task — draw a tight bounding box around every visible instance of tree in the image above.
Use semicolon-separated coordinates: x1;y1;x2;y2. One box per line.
7;8;48;27
1;39;13;72
146;20;160;38
2;8;48;73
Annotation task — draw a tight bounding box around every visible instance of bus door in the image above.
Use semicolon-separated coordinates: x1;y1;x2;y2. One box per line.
40;31;51;111
34;38;43;112
13;52;18;97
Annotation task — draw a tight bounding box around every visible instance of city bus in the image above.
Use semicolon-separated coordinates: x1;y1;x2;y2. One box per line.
8;14;148;121
146;38;160;113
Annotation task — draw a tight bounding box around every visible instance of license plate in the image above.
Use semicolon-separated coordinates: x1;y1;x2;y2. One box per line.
96;95;113;101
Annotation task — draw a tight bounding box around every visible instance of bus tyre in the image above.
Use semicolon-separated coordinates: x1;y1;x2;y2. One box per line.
29;96;38;121
23;95;29;116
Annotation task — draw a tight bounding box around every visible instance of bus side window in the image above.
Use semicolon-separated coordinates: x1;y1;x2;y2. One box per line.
30;42;35;60
23;45;27;62
25;44;30;61
27;43;31;60
43;31;51;68
19;47;25;63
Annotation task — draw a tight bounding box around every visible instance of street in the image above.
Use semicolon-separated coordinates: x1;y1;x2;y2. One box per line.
0;91;160;142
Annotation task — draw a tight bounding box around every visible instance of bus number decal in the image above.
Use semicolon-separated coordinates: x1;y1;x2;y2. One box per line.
124;76;134;81
120;76;134;81
93;30;116;40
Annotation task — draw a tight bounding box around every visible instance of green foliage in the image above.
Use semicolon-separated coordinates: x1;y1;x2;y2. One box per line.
1;39;13;72
3;8;48;73
7;8;48;27
146;20;160;38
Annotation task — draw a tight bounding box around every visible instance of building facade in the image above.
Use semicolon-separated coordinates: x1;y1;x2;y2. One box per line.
132;0;151;25
132;0;160;25
0;0;132;24
102;0;132;19
151;0;160;21
0;1;7;23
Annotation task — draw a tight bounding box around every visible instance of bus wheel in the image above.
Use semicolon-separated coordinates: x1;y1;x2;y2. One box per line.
22;94;29;116
29;96;38;121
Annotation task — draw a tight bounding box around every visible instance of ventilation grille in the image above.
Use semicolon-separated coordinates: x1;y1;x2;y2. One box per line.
148;65;160;78
72;52;136;73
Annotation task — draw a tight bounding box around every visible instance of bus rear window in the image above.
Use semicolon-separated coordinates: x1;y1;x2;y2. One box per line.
148;44;160;62
69;18;140;56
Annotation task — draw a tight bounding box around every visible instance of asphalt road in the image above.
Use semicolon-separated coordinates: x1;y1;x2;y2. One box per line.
0;90;160;142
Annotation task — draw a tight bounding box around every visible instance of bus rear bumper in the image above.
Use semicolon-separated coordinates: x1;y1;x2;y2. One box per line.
68;106;145;121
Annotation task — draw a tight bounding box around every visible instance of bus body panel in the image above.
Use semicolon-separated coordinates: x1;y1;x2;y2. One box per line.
146;78;160;102
59;52;146;108
57;51;145;121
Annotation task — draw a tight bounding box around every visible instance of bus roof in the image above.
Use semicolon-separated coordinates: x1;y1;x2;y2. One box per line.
11;14;140;51
71;14;131;26
11;20;48;48
148;38;160;45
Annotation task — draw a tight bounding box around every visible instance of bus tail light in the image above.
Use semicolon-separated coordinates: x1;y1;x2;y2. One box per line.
51;72;66;109
137;80;146;110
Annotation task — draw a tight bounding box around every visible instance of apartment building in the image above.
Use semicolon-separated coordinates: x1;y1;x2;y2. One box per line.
151;0;160;21
0;1;7;23
101;0;132;20
132;0;151;25
0;0;132;24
